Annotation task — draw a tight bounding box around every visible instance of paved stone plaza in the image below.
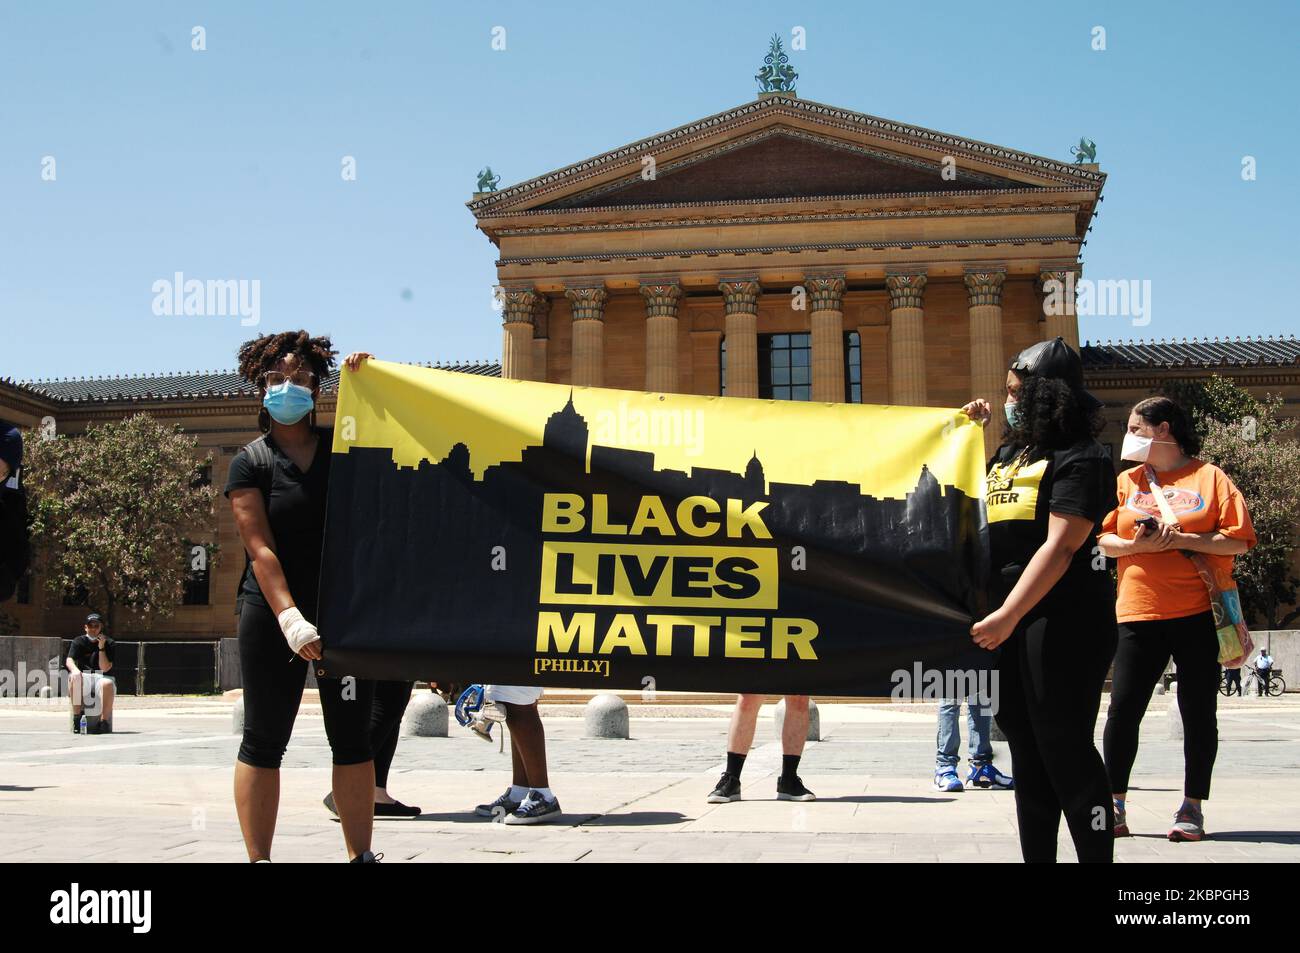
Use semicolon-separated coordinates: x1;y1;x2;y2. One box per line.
1;695;1297;863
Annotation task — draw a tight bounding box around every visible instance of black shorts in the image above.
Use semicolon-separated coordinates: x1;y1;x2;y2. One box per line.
236;598;373;769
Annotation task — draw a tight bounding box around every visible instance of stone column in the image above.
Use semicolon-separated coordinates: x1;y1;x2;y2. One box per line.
640;280;682;393
1038;268;1080;350
807;275;846;402
719;278;760;398
530;294;550;382
500;287;536;382
885;273;927;406
565;285;607;387
965;269;1008;457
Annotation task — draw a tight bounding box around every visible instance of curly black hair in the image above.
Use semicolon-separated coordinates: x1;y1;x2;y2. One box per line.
236;330;337;389
1005;373;1105;451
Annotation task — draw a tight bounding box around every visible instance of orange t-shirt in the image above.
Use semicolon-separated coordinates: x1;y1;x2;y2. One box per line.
1101;459;1255;623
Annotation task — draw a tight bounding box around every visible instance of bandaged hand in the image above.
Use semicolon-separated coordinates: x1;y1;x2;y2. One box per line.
276;607;321;657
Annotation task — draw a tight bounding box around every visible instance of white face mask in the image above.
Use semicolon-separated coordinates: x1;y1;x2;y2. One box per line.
1120;432;1177;462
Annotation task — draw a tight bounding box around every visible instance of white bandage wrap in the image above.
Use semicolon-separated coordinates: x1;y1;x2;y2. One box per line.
276;607;320;653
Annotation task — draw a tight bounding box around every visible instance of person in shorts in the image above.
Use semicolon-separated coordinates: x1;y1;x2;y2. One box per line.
66;613;115;734
473;685;561;825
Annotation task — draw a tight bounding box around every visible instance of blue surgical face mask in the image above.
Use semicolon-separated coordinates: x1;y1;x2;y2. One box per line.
1004;399;1019;428
263;382;315;425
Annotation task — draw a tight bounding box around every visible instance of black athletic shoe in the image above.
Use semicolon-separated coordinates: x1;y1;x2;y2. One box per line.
349;851;383;863
707;772;742;804
374;800;421;818
71;715;81;735
776;775;816;801
93;721;112;735
474;789;522;818
503;791;562;825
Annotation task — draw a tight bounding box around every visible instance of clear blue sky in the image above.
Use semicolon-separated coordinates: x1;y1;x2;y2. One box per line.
3;0;1297;381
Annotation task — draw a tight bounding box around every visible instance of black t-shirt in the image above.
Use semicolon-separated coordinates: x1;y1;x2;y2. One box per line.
69;634;115;673
985;438;1116;613
224;429;332;618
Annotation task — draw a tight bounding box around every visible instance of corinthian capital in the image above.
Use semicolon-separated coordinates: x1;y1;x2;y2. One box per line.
964;270;1006;308
718;278;761;315
500;287;538;326
564;285;608;322
885;273;927;310
639;280;682;318
805;275;846;312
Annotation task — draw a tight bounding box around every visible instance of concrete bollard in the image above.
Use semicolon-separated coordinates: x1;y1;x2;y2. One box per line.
402;692;449;737
773;698;820;742
1167;692;1182;740
584;693;629;739
232;695;244;735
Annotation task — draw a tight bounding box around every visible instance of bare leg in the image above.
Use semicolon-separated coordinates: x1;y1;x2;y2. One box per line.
509;722;527;788
504;703;548;788
69;672;82;716
726;693;765;754
781;694;809;756
234;762;279;861
331;761;375;859
100;681;115;722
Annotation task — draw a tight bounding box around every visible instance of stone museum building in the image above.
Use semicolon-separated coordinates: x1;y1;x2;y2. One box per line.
473;90;1103;459
2;88;1298;649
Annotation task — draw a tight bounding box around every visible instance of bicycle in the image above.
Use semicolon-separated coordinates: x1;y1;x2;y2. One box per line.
1239;667;1286;697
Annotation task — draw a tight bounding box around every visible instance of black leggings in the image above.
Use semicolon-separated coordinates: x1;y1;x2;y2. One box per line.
1103;611;1219;800
370;680;414;789
994;609;1118;863
237;599;374;769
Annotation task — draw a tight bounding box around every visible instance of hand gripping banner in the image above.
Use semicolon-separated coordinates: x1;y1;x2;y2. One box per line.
317;360;991;697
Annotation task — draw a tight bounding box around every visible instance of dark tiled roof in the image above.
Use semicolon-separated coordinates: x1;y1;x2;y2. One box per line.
1082;336;1300;370
16;361;502;404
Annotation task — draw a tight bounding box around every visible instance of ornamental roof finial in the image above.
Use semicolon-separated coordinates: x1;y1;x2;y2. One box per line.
755;34;797;96
1070;137;1097;164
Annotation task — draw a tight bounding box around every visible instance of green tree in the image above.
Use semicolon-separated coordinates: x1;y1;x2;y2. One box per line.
1162;374;1263;435
23;413;217;634
1165;376;1300;628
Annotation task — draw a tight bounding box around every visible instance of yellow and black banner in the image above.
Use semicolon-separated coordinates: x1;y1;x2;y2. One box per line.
317;360;991;696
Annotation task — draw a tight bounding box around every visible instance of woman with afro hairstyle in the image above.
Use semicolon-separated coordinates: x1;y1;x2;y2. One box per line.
961;337;1119;862
224;330;381;862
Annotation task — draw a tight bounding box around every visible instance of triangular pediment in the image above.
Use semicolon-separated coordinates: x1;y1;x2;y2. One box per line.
469;95;1104;218
539;127;1025;210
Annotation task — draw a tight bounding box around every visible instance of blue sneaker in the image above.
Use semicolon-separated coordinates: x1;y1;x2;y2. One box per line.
967;762;1014;789
934;768;964;792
